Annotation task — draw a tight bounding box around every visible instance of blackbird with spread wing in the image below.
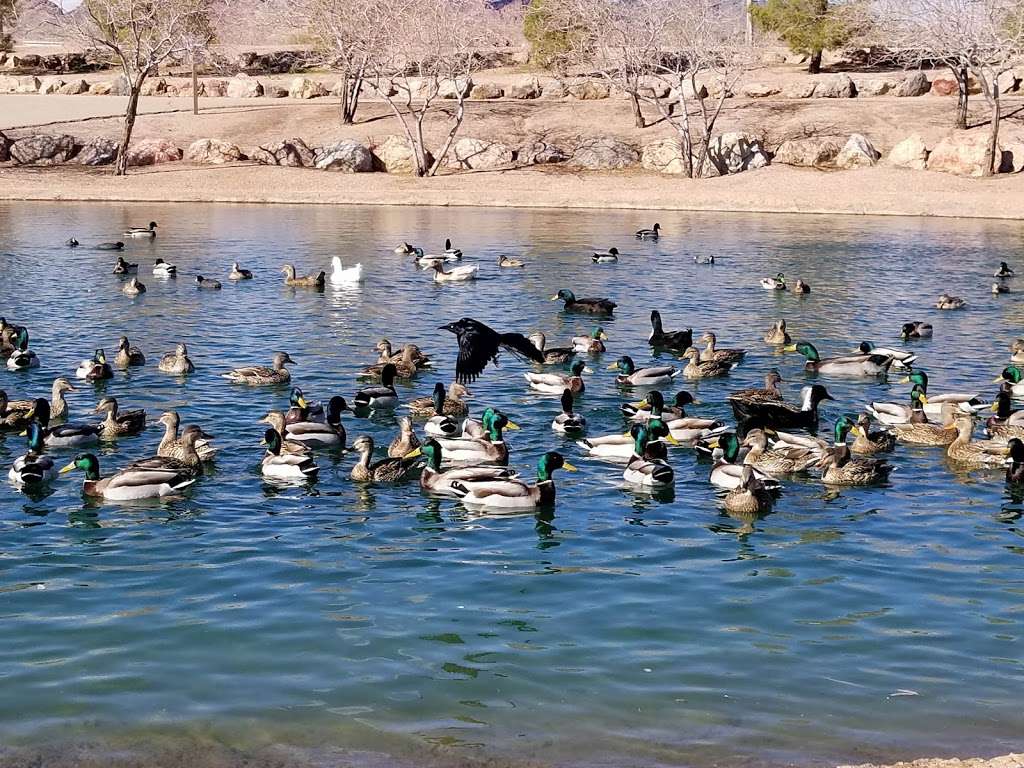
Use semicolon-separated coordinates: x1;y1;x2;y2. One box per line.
440;318;545;384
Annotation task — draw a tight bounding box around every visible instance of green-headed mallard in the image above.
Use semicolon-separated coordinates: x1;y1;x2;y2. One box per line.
1006;438;1024;484
994;366;1024;398
435;410;518;466
125;221;157;238
573;327;608;354
731;384;833;435
157;411;217;462
622;424;676;488
388;416;420;459
901;322;933;339
8;421;57;486
764;319;791;345
61;453;195;500
406;439;518;497
622;390;698;422
708;432;781;490
115;336;145;368
724;465;774;515
648;310;692;351
281;264;325;288
26;398;100;448
159;343;195;375
851;414;895;454
699;332;745;365
552;389;586;435
551;289;616;316
903;369;987;415
528;332;577;365
256;411;313;455
284;387;325;424
636;223;660;239
75;349;114;381
350;435;421;483
222;352;294;386
819;417;894;486
355;364;399;410
946;416;1009;467
407;382;470;419
761;273;786;290
450;451;575;511
577;417;675;461
592;247;620;264
854;342;917;370
95;397;146;438
525;360;590;395
786;341;894;377
278;396;349;449
682;348;733;379
261;429;319;481
6;328;39;370
608;355;680;387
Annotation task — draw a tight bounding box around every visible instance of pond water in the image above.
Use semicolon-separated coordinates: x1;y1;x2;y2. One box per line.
0;202;1023;768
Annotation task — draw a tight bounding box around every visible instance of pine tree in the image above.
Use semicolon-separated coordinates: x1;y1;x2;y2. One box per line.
751;0;854;74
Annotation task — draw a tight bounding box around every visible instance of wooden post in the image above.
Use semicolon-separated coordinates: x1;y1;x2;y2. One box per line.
191;52;199;116
745;0;753;46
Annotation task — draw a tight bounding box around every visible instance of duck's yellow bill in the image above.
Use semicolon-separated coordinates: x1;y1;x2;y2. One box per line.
634;400;649;409
59;462;77;474
562;461;578;472
18;430;27;436
899;376;911;384
991;402;1000;412
606;363;619;371
598;331;609;340
919;394;929;405
297;396;308;408
707;438;721;448
24;408;35;419
583;367;594;375
505;420;521;431
783;345;797;352
549;295;560;301
665;434;681;446
404;447;423;459
993;376;1006;383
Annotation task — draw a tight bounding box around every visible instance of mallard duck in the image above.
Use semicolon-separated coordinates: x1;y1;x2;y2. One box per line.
277;396;349;449
98;241;126;251
889;395;959;446
125;221;158;238
635;223;660;239
362;345;425;381
66;238;79;247
284;387;325;424
936;293;966;310
622;390;698;422
901;322;933;339
622;428;675;488
694;255;716;265
61;453;195;500
793;279;810;294
394;242;421;255
75;349;114;381
95;397;146;438
25;399;99;448
406;439;517;496
355;364;399;409
407;382;471;418
443;238;463;259
0;318;26;357
728;370;784;407
498;255;525;268
699;332;746;365
592;247;619;264
551;289;616;316
122;277;146;296
947;416;1009;467
741;428;822;474
195;275;222;290
993;282;1010;295
903;369;987;415
261;429;319;481
632;391;723;441
724;465;774;515
431;261;478;282
707;433;781;490
450;451;575;511
682;348;733;379
730;384;833;435
8;422;58;486
330;257;363;285
987;389;1024;440
132;425;210;474
158;343;195;375
764;319;791;345
115;336;145;368
819;445;894;486
608;356;679;387
421;394;460;437
573;327;608;354
222;352;294;385
435;411;518;466
153;258;177;277
47;377;75;421
6;328;38;370
229;262;254;280
786;341;894;377
854;342;917;370
459;406;496;441
257;412;313;455
996;261;1015;278
994;366;1024;398
1010;340;1024;364
576;417;675;462
761;273;786;290
0;390;34;431
648;310;692;351
375;339;431;368
281;264;326;288
439;318;545;384
851;414;895;454
351;435;421;483
552;389;586;435
157;411;217;462
525;360;590;395
1006;438;1024;484
528;332;576;365
388;416;420;459
113;256;137;274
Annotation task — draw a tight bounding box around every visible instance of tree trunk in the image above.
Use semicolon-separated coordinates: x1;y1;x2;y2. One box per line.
808;49;823;75
954;65;969;130
428;96;467;177
114;78;143;177
343;69;364;124
339;67;351;125
984;83;1001;177
191;56;199;116
629;91;645;129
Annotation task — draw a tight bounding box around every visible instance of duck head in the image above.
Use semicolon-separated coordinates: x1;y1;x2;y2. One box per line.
537;451;576;482
60;453;101;481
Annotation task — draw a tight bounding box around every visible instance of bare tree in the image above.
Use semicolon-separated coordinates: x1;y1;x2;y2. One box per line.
0;0;17;51
57;0;214;176
363;0;499;177
876;0;1024;174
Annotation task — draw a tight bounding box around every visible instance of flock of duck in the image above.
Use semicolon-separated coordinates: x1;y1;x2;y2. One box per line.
4;219;1024;517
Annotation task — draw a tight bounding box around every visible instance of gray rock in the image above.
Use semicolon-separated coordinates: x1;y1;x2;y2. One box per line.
57;79;89;95
15;76;40;94
927;132;998;177
289;77;328;99
517;140;568;165
227;74;264;98
568;137;639;170
782;80;817;99
858;77;898;96
887;135;929;170
741;82;781;98
89;81;115;95
444;137;514;170
73;137;119;166
896;71;930;97
470;82;503;99
641;138;689;174
568;80;611;100
813;74;856;98
707;132;770;174
185;139;246;164
772;137;840;167
265;84;288;98
125;139;182;167
315;140;374;172
10;134;78;165
438;77;472;99
371;134;430;174
252;137;315;167
205;79;228;97
39;77;65;95
835;133;881;169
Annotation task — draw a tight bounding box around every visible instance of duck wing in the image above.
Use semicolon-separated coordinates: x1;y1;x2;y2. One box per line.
448;318;544;384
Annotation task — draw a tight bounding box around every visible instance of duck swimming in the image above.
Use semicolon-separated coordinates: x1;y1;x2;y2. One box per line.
8;422;58;487
222;352;294;386
124;221;158;238
6;329;39;371
261;429;319;481
281;264;326;288
25;398;100;448
431;261;478;282
122;277;146;296
525;360;591;395
608;356;680;387
350;435;421;483
551;289;616;316
94;396;146;438
112;255;137;273
935;293;966;310
573;327;608;354
115;336;145;368
648;310;692;351
159;343;195;375
731;384;834;436
62;453;196;500
592;247;620;264
900;322;933;339
786;341;894;377
552;389;587;435
764;319;791;345
354;363;399;409
450;451;576;511
75;349;113;381
276;397;350;449
229;262;254;280
635;223;660;240
153;258;177;278
406;439;518;497
528;332;576;365
498;255;525;268
761;273;786;290
195;276;222;290
330;257;363;284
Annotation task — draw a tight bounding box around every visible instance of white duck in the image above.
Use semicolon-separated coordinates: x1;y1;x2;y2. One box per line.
431;262;478;282
330;256;363;285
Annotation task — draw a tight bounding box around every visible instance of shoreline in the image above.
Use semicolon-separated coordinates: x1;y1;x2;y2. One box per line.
3;164;1024;220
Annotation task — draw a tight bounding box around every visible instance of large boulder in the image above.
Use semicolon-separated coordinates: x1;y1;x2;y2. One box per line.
896;71;930;97
740;82;780;98
568;137;639;170
39;77;64;95
58;79;89;95
782;80;817;99
315;140;374;172
469;82;502;99
186;139;245;165
858;77;898;96
227;74;263;98
772;137;841;168
930;77;958;96
438;77;472;99
1000;142;1024;173
813;74;856;98
0;75;18;93
444;137;514;170
641;138;688;174
205;79;227;97
887;135;929;170
506;76;541;99
835;133;881;169
568;80;611;100
73;137;119;166
251;137;315;167
125;139;182;167
140;77;167;96
707;132;770;175
0;131;10;162
10;134;78;165
89;81;115;95
927;132;998;177
371;135;429;174
517;140;568;166
15;76;40;93
289;77;328;99
998;71;1021;94
265;84;288;98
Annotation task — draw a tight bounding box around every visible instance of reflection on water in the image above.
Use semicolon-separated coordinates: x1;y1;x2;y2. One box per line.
0;202;1023;768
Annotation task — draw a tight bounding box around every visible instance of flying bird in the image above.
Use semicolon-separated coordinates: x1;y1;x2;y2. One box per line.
440;318;545;384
